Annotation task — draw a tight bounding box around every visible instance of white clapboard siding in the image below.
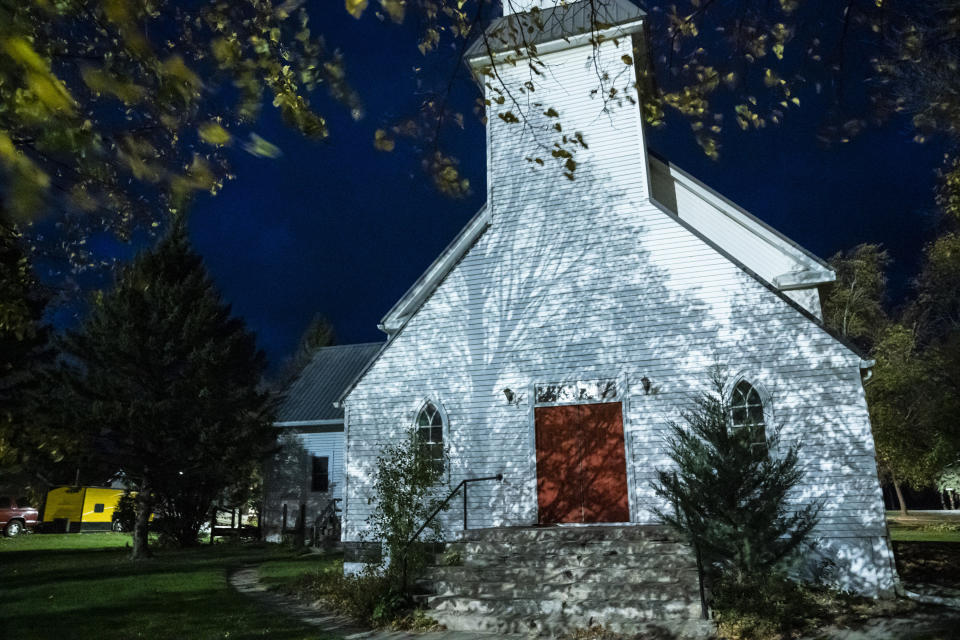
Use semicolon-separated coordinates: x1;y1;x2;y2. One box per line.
295;430;346;502
648;157;830;319
342;35;895;595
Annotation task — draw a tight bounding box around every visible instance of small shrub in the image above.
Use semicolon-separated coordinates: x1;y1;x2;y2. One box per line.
366;427;448;595
286;558;429;628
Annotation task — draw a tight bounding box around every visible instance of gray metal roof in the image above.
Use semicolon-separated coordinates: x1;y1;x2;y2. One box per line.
466;0;645;61
275;342;383;423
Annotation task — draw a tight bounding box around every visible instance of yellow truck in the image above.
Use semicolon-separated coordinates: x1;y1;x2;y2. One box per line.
42;486;125;532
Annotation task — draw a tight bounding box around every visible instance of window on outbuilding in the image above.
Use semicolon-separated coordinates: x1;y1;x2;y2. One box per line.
729;380;767;452
416;401;445;472
311;456;330;493
94;503;105;513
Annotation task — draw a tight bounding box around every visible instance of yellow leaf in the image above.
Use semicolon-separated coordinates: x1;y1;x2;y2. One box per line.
373;128;395;152
243;133;282;158
2;37;47;73
199;122;231;146
345;0;368;18
380;0;405;23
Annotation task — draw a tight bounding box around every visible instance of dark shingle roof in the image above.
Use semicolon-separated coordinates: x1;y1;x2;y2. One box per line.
465;0;645;61
275;343;383;423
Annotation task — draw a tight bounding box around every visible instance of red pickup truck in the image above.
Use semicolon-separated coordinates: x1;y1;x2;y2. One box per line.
0;496;40;537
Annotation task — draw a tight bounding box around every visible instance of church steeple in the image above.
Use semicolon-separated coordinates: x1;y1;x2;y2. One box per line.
501;0;553;15
467;0;651;222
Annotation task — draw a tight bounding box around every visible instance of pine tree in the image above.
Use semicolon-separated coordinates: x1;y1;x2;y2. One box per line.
64;221;275;557
273;312;336;388
652;370;820;588
0;219;59;491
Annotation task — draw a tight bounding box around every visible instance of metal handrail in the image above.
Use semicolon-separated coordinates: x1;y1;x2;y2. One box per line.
405;474;503;548
398;474;502;591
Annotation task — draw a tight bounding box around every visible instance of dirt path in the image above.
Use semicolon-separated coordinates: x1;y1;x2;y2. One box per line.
227;566;518;640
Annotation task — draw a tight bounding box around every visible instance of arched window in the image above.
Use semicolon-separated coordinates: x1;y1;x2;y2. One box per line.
729;380;767;452
416;401;445;471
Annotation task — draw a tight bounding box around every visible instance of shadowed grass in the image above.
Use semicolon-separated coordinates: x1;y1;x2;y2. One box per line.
0;533;335;640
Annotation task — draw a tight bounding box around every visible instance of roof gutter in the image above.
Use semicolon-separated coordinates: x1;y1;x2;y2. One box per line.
466;18;645;74
273;419;343;428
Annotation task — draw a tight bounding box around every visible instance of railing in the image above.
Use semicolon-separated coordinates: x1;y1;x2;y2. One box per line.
399;474;503;590
311;498;342;546
209;506;259;544
406;474;503;546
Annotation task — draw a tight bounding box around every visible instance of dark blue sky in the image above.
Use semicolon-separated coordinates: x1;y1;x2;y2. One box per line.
185;5;945;373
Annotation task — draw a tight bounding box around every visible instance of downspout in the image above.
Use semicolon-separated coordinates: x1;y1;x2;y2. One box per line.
859;359;876;384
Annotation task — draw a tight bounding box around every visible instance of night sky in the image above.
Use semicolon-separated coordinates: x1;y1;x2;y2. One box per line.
182;4;946;373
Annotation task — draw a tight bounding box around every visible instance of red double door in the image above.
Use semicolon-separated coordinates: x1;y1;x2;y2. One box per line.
534;401;630;524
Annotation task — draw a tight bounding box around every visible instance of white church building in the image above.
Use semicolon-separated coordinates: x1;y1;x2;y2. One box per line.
336;0;898;605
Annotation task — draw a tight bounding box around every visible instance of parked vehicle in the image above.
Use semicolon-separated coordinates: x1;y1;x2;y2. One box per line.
42;486;125;533
0;496;40;537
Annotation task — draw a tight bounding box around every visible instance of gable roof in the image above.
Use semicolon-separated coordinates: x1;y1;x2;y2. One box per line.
647;152;836;290
380;205;491;335
465;0;645;62
275;342;383;424
379;152;834;335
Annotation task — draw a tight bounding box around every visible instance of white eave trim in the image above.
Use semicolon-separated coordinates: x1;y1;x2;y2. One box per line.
379;205;491;334
649;155;835;280
774;269;836;290
273;419;343;427
466;18;645;70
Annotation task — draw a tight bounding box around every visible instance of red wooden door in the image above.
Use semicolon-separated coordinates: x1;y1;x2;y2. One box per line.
535;402;629;524
534;405;583;524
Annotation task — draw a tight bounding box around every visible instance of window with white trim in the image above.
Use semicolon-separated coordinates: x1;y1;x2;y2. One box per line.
729;380;767;452
416;401;444;472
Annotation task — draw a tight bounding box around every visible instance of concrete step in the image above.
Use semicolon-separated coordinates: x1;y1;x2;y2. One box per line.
461;549;697;571
424;564;700;587
427;609;715;638
461;537;689;557
460;524;677;544
425;577;700;601
425;594;703;627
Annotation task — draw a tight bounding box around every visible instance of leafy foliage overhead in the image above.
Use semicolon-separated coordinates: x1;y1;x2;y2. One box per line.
0;0;360;238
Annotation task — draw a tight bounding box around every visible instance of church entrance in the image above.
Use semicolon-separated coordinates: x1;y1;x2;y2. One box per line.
534;401;630;524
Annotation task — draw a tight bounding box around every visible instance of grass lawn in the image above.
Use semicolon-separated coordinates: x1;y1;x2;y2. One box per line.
0;532;338;640
884;512;960;589
887;510;960;543
257;551;341;590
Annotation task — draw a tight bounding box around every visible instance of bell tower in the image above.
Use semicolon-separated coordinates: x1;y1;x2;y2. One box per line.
466;0;650;224
501;0;554;14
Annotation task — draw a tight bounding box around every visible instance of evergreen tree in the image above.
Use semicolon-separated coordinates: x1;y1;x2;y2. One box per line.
273;312;336;389
0;219;61;492
652;370;820;588
64;221;275;557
